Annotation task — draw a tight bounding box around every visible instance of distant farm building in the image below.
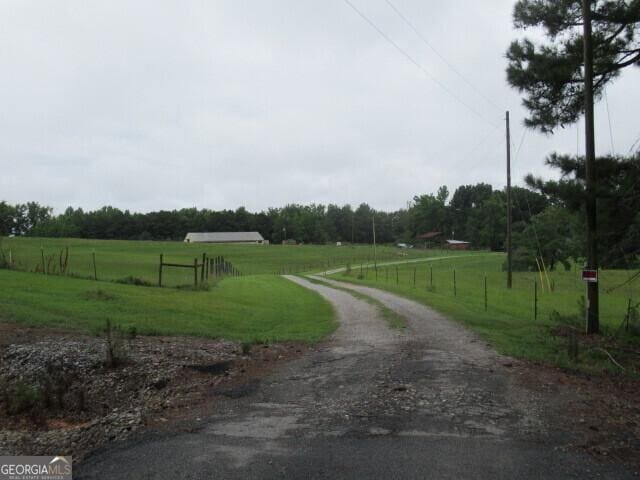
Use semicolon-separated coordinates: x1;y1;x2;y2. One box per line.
417;231;443;247
446;239;471;250
184;232;265;244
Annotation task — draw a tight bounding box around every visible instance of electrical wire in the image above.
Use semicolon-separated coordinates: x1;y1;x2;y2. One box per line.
509;129;548;281
341;0;499;129
383;0;503;113
604;88;615;154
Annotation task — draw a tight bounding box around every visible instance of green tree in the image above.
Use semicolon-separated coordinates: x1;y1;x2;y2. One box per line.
449;183;493;239
466;192;507;251
353;203;374;243
412;191;448;237
512;206;581;271
0;202;15;236
506;0;640;132
525;152;640;267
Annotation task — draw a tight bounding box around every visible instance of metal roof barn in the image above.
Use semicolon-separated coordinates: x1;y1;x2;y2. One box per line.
184;232;265;244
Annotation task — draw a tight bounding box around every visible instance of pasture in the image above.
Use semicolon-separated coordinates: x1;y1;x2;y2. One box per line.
0;237;478;343
0;270;335;342
0;237;461;287
330;254;640;372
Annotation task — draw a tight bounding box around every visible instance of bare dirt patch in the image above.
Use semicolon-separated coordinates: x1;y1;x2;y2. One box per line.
0;322;305;461
510;358;640;467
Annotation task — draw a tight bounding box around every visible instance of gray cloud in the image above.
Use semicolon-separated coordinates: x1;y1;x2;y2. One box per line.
1;0;638;213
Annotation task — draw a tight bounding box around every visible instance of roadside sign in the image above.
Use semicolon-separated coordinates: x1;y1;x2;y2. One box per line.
581;269;598;283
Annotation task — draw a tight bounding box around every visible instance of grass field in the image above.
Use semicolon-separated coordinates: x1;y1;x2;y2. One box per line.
0;237;464;287
329;254;640;373
0;269;336;343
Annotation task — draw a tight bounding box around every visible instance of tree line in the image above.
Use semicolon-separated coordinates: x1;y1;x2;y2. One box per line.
0;184;547;247
1;153;638;270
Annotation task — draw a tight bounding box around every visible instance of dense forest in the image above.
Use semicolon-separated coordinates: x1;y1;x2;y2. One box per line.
2;154;639;270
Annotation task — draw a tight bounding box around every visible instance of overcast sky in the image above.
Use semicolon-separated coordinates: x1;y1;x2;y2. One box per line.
1;0;638;214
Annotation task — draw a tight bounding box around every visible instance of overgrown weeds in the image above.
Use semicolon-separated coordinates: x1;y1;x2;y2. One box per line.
104;318;129;368
114;276;153;287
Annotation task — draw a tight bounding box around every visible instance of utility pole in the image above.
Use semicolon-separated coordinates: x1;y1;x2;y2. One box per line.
582;0;599;334
372;215;377;271
506;110;513;289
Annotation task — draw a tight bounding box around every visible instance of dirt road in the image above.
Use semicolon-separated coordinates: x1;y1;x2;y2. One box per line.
77;276;635;479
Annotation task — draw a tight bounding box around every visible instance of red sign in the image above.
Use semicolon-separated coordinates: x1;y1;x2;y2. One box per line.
581;269;598;283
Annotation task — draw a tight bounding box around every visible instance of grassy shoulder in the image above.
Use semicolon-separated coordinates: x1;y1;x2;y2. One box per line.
0;270;336;343
329;256;640;374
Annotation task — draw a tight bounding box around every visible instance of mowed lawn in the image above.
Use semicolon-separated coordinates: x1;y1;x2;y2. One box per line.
0;270;336;343
1;237;453;287
330;254;640;372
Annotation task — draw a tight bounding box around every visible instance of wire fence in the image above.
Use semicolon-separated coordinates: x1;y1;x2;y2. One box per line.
337;258;639;331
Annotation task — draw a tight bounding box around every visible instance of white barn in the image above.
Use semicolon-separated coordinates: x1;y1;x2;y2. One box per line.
184;232;265;244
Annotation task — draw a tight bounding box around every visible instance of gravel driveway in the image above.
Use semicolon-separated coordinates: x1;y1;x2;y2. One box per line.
76;276;635;479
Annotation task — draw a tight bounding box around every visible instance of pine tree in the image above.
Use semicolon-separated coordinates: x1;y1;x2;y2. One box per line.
506;0;640;132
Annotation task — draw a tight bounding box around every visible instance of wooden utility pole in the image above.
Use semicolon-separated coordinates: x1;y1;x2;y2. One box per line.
506;111;513;289
582;0;599;334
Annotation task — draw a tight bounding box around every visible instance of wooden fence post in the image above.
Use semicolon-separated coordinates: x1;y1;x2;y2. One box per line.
194;258;198;286
201;253;206;282
453;269;456;297
484;275;487;311
430;265;433;288
158;254;163;287
41;248;46;274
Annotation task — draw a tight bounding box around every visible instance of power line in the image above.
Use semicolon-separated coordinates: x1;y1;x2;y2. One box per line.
509;129;547;270
513;127;527;162
461;123;502;159
341;0;499;129
383;0;503;113
464;130;505;173
604;88;615;154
